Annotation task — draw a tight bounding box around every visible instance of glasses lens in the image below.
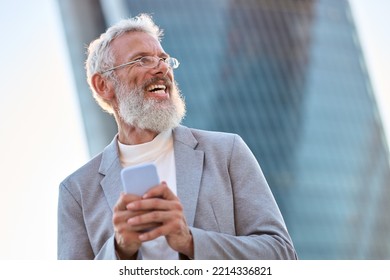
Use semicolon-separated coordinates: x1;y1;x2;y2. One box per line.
139;56;180;69
167;57;180;69
140;56;156;68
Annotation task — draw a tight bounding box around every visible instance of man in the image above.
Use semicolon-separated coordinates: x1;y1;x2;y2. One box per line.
58;14;297;260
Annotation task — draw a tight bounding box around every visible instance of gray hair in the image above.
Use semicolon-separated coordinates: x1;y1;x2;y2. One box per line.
85;13;164;113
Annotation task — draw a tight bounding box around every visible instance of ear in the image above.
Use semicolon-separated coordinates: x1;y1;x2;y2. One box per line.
91;73;115;101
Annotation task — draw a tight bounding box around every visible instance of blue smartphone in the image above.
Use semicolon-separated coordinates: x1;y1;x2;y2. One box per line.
121;163;160;196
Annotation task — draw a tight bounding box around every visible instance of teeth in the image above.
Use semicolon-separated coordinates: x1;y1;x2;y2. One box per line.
147;84;166;92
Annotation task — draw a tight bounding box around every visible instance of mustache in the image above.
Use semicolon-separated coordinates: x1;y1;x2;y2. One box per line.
143;76;173;89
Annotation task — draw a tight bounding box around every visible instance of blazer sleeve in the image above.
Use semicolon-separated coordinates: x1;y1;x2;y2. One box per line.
190;135;297;260
57;183;118;260
57;183;94;259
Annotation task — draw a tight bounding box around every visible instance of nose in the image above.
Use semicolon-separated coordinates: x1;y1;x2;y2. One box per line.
153;58;170;77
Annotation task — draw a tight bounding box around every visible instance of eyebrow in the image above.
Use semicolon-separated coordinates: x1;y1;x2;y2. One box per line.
127;51;169;61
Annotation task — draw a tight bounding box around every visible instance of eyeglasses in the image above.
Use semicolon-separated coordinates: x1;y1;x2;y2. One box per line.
101;56;180;74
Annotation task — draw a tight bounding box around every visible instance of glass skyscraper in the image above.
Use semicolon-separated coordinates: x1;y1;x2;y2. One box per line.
59;0;390;259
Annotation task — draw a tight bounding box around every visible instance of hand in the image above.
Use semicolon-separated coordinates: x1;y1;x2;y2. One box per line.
126;182;194;258
112;192;160;259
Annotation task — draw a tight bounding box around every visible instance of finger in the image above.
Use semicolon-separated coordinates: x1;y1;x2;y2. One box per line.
137;218;179;242
143;182;176;200
129;222;162;233
126;197;182;212
114;211;161;233
127;209;180;229
138;226;165;242
114;192;143;211
113;209;152;227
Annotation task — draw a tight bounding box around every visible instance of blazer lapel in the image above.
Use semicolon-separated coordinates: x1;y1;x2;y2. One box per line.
99;137;123;212
173;126;204;227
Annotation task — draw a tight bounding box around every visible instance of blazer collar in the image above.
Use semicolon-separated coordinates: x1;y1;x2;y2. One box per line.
98;126;204;227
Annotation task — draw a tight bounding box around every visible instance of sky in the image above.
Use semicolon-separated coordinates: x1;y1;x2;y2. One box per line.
0;0;89;259
349;0;390;142
0;0;388;260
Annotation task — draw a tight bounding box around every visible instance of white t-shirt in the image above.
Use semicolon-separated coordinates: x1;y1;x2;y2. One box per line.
117;129;178;260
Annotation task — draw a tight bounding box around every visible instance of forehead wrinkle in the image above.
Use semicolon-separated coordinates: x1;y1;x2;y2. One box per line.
126;51;169;62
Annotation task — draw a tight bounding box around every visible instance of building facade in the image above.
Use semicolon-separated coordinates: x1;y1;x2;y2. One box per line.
58;0;390;259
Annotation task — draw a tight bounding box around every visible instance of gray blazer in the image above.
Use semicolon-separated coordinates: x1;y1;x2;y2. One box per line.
58;125;297;259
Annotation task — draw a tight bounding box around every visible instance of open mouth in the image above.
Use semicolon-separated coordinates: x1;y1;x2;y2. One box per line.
145;83;170;99
146;84;167;93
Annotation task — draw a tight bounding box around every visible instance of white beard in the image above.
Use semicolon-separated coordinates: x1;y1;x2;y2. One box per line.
115;77;186;133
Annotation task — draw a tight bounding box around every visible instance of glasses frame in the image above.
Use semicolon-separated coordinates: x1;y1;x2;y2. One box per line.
100;56;180;74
